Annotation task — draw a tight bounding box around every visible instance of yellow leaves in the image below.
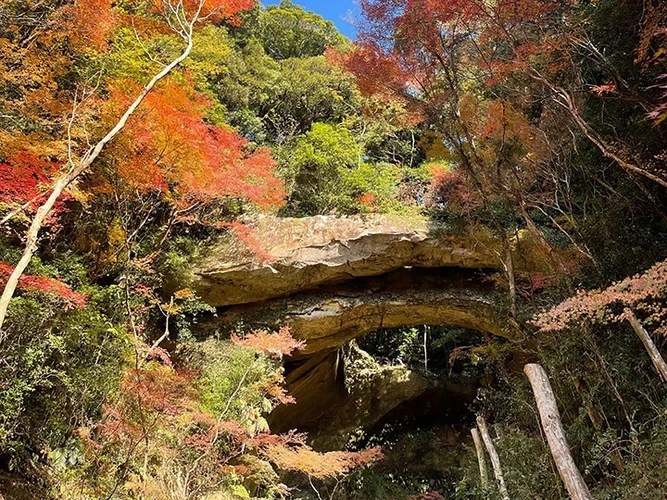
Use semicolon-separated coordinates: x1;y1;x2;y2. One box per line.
263;444;383;480
186;25;233;84
173;288;195;300
160;301;181;316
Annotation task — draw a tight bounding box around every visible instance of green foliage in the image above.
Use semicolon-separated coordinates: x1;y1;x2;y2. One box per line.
278;122;402;215
257;0;346;60
215;44;360;143
194;339;279;428
0;283;131;467
359;326;486;379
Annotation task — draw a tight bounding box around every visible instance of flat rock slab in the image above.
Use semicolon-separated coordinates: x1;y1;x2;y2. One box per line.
191;215;505;307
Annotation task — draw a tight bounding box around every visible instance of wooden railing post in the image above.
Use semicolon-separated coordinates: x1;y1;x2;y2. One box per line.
471;427;489;488
476;415;510;500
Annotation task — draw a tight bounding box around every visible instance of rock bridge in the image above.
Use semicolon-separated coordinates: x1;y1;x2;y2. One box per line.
190;215;553;448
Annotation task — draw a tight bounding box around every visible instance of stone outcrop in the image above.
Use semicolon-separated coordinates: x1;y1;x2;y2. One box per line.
203;287;504;356
269;344;431;449
270;343;480;451
191;215;507;307
189;215;560;448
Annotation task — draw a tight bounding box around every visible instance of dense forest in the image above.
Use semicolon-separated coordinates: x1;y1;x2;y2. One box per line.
1;0;667;498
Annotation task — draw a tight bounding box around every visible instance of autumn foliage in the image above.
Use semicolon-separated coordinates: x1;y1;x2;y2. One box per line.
89;326;380;497
534;259;667;335
232;326;306;359
0;261;87;309
0;152;70;224
262;442;383;480
105;78;285;209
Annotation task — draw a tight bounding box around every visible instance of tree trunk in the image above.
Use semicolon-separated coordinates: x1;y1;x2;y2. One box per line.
625;308;667;383
0;18;197;337
524;363;592;500
471;427;489;488
476;415;510;500
504;240;518;320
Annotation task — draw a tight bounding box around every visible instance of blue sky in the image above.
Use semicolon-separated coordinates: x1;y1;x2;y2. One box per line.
266;1;360;39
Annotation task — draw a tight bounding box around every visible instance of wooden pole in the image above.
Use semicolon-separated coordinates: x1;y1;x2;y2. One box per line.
476;415;510;500
471;427;489;488
625;308;667;383
524;363;592;500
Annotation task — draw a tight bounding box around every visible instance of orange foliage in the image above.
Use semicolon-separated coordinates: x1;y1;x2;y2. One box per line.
105;79;285;209
232;326;306;359
93;360;380;490
341;43;410;100
64;0;256;50
357;192;377;209
142;0;255;24
262;443;383;480
98;364;197;441
65;0;117;50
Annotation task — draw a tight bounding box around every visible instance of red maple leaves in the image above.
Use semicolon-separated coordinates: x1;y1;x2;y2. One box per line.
0;152;69;222
0;261;87;309
534;260;667;335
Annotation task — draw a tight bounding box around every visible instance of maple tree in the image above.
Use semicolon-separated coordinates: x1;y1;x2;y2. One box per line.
0;261;87;309
232;326;306;359
534;259;667;334
0;0;280;335
534;259;667;381
76;326;381;498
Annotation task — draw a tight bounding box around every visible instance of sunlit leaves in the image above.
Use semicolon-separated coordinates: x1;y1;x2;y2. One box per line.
104;78;285;209
534;260;667;335
232;326;306;359
262;443;383;480
257;0;346;60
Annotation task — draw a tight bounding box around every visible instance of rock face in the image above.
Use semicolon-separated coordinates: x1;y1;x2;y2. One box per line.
201;277;506;355
189;215;556;448
303;344;432;451
269;344;432;449
191;215;505;307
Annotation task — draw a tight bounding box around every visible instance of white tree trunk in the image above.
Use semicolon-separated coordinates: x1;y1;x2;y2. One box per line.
625;308;667;383
476;415;510;500
524;363;592;500
471;427;489;488
0;7;199;337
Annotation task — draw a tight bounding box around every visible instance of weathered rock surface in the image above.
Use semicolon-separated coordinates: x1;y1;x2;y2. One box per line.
191;215;506;307
309;344;431;450
189;215;559;447
270;343;480;451
198;268;508;355
270;344;431;449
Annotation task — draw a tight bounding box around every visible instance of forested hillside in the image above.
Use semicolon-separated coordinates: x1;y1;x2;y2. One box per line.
0;0;666;498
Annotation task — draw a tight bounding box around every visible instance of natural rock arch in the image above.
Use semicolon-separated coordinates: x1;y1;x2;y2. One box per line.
189;215;560;446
